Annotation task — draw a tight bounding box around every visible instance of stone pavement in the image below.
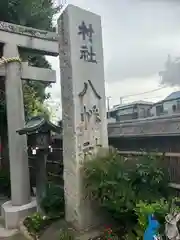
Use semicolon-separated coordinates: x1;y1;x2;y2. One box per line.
0;198;25;239
40;220;102;240
0;217;22;240
0;233;26;240
0;227;18;239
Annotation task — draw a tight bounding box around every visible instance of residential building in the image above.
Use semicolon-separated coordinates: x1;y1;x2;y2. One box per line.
150;91;180;117
107;101;153;122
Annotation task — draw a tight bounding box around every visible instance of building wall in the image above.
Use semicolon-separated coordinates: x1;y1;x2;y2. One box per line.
150;99;180;117
107;117;116;123
117;113;136;121
110;104;151;122
138;105;151;118
116;107;134;115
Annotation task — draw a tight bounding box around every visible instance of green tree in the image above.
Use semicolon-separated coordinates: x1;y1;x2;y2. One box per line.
0;0;59;117
0;0;58;30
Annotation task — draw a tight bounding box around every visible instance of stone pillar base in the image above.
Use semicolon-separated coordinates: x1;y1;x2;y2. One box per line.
1;198;37;229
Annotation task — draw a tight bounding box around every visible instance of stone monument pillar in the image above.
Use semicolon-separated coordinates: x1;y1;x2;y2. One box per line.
58;5;108;230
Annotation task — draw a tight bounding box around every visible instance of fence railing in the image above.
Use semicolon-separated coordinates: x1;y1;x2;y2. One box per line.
118;151;180;157
118;150;180;191
28;149;180;189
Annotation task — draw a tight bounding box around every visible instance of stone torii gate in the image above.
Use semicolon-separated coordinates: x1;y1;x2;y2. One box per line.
0;22;58;229
0;4;108;232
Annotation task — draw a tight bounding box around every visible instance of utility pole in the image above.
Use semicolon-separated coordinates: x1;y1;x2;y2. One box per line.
106;96;111;118
120;97;123;105
107;96;111;111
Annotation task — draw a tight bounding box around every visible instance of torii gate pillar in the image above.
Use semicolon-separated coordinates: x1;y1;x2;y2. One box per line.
0;21;58;229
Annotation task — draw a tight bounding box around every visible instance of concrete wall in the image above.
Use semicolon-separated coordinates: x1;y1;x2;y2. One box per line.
108;114;180;138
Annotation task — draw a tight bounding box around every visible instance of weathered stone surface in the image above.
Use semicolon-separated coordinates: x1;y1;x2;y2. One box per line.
0;65;5;76
0;21;58;41
0;22;59;55
108;114;180;137
21;62;56;82
0;11;58;231
58;4;108;230
0;63;56;82
1;198;37;229
4;43;30;206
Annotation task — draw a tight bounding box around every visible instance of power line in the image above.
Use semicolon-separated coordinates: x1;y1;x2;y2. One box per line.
120;86;167;99
118;86;170;105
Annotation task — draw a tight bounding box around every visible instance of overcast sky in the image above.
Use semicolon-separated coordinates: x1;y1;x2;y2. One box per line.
46;0;180;120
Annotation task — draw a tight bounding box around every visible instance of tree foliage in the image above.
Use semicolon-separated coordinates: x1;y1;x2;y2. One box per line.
23;83;50;119
0;0;59;118
0;0;59;30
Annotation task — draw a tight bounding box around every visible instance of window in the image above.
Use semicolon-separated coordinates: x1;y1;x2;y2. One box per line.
156;104;164;116
172;104;177;112
133;105;138;111
147;109;150;117
116;115;121;122
177;100;180;110
132;112;138;119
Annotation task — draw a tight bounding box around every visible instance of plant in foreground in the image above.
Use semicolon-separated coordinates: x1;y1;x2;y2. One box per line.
24;213;51;239
104;227;113;239
83;148;172;239
59;229;74;240
40;183;65;217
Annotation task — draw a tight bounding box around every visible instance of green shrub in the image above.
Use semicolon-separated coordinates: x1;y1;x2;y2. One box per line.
129;153;170;201
133;199;168;238
24;213;51;238
133;198;180;238
84;148;171;235
40;183;64;217
24;183;65;238
59;229;74;240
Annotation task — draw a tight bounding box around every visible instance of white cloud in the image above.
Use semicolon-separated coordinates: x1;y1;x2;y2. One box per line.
47;0;180;120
